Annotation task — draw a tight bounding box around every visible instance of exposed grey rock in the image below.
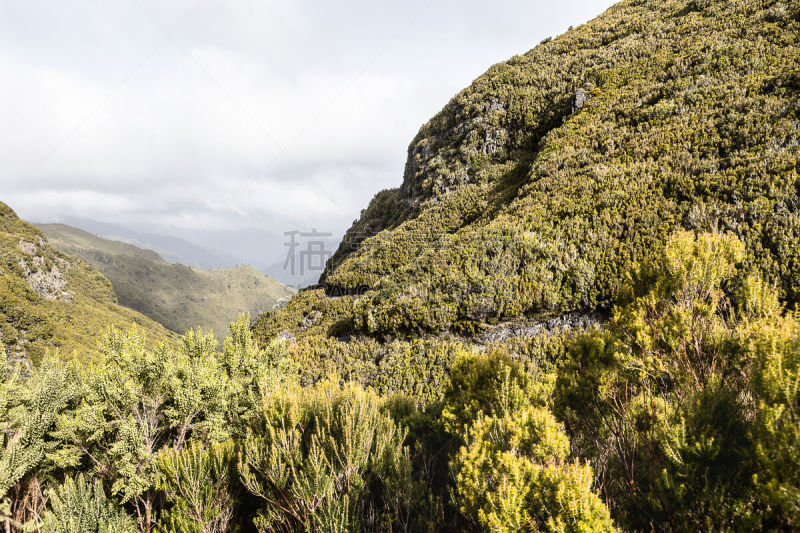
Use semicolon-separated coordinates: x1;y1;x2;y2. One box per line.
570;88;590;113
17;240;73;301
18;239;37;255
483;128;503;155
300;310;323;329
476;311;601;344
486;99;506;113
278;330;297;344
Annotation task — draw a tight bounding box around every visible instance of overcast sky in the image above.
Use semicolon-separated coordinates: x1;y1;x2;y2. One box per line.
1;0;615;242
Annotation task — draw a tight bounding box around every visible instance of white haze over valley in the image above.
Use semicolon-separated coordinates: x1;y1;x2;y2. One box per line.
0;0;615;283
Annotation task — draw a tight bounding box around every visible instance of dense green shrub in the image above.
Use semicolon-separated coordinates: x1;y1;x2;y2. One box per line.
302;0;800;339
455;407;614;532
444;352;614;532
155;440;236;533
40;474;137;533
238;380;414;532
555;231;766;530
746;311;800;529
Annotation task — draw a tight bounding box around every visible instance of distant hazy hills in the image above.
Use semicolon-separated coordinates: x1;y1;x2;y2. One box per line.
0;202;174;363
39;223;295;335
49;216;337;288
52;216;238;270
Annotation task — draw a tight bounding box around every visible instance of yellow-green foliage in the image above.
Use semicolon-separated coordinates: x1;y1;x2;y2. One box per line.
155;440;236;533
238;380;409;532
287;334;468;403
306;0;800;338
441;351;535;435
252;288;355;341
6;0;800;529
0;202;174;363
555;231;775;529
455;407;614;533
446;353;614;532
745;311;800;528
8;246;800;532
40;474;138;533
1;356;81;527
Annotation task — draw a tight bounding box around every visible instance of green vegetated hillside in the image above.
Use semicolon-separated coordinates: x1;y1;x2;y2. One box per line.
0;202;173;363
4;0;800;532
38;223;295;335
256;0;798;342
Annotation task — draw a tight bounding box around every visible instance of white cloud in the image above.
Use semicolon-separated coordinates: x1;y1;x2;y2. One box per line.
0;0;616;244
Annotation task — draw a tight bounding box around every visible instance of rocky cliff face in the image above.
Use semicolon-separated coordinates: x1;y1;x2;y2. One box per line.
16;237;73;302
257;0;799;343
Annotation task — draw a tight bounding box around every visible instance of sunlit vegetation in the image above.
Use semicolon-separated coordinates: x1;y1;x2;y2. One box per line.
5;231;800;531
257;0;800;340
3;0;800;530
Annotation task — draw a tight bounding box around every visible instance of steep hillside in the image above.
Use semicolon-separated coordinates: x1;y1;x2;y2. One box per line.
39;224;295;335
255;0;799;344
0;203;173;363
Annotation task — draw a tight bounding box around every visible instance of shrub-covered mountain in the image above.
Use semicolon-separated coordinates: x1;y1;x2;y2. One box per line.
38;223;294;335
4;0;800;532
0;202;172;363
256;0;798;343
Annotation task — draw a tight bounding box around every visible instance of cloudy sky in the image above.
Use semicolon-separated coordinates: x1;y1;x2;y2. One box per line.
0;0;615;264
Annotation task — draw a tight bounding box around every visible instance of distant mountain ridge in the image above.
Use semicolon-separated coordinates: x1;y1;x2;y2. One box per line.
49;216;332;287
39;223;295;335
52;216;237;270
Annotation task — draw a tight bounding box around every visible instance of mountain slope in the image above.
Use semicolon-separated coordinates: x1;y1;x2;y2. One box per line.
255;0;799;343
55;216;238;269
39;224;295;335
0;203;173;363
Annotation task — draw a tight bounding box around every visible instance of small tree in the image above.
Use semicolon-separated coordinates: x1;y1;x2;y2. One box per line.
450;356;614;532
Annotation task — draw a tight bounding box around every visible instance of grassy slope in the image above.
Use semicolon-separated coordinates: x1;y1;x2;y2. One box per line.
255;0;799;344
0;203;174;363
39;223;295;335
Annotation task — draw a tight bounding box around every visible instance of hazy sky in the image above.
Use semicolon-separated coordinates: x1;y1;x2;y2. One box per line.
1;0;616;239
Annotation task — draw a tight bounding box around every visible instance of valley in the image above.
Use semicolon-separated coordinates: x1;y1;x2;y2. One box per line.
38;223;294;335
